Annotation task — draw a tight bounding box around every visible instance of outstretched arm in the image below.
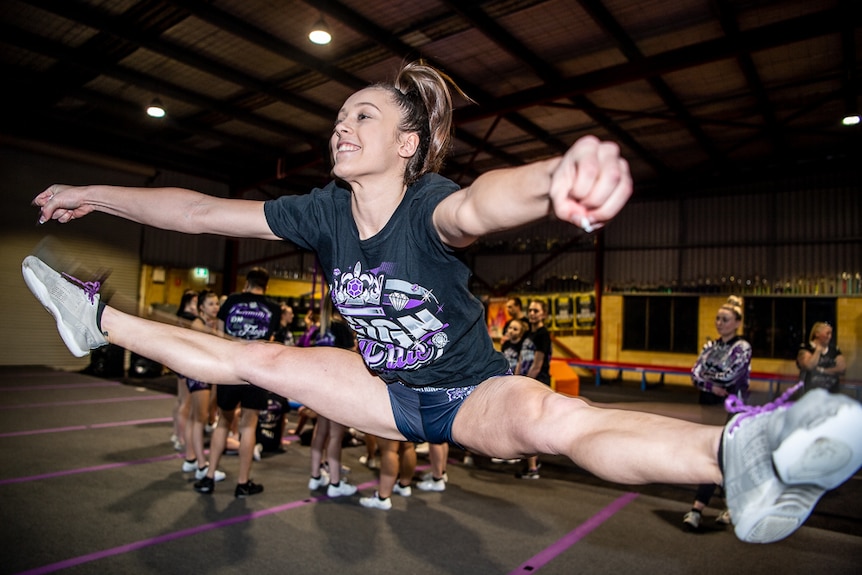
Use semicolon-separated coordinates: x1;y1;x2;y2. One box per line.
433;136;631;248
33;184;280;240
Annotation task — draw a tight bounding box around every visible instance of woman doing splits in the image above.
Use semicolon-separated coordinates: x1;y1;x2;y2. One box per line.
24;61;862;544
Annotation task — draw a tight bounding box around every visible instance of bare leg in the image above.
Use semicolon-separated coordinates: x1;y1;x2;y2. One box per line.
185;389;209;466
372;439;416;499
207;406;233;479
173;377;189;450
236;407;258;484
363;434;379;467
376;438;400;498
99;306;402;439
429;443;448;479
309;417;330;479
325;420;347;485
208;386;219;431
398;442;417;488
453;375;723;486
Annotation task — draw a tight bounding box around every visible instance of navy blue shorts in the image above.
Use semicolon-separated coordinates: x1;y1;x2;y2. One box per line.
386;381;478;446
185;378;211;393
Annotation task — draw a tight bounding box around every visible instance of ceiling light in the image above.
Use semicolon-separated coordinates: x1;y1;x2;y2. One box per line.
308;17;331;45
146;98;166;118
841;114;860;126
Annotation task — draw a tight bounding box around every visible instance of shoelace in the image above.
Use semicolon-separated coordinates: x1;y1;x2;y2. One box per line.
724;381;804;435
61;273;101;304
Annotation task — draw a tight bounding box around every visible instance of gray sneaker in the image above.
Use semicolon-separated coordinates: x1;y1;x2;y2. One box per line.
22;256;108;357
682;510;702;529
722;384;862;544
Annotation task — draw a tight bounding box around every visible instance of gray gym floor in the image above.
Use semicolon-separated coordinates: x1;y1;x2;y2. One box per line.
1;366;859;575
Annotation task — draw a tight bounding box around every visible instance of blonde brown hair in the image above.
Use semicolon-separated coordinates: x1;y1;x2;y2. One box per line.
808;321;831;341
720;295;743;320
374;61;471;185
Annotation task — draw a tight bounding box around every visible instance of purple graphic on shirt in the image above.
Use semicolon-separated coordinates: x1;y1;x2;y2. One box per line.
331;261;449;373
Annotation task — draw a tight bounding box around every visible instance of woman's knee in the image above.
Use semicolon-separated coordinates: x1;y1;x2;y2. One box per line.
232;341;289;382
516;391;591;451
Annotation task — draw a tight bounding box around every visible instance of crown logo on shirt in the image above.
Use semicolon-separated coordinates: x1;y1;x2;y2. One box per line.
333;261;384;307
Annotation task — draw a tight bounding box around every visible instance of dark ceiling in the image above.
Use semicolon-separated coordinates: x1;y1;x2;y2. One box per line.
1;0;860;200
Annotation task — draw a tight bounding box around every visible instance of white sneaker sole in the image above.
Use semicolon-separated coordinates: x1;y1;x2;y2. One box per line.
22;257;89;357
772;396;862;489
359;497;392;510
733;482;824;544
327;487;358;497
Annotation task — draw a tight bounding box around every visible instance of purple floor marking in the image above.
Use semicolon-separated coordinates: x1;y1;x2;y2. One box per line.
0;452;181;486
13;478;383;575
0;394;173;410
1;382;123;392
11;465;434;574
0;417;172;438
507;492;639;574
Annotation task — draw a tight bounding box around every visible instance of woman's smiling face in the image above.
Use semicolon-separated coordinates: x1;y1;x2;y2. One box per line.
330;87;414;183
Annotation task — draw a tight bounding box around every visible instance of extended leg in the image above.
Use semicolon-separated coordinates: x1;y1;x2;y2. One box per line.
23;255;401;438
454;375;722;485
102;307;402;439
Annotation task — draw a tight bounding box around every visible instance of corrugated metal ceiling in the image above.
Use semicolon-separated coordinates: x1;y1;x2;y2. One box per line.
0;0;858;199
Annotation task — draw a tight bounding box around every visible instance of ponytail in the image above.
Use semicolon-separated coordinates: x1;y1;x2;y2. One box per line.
375;61;471;185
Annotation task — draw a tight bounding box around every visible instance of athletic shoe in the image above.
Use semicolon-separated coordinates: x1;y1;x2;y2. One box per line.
516;466;541;480
327;480;357;497
416;477;446;492
715;509;732;525
415;442;430;455
22;256;108;357
181;459;198;473
235;480;264;498
722;385;862;543
393;482;412;497
491;458;521;464
253;443;263;462
194;476;214;494
308;475;327;490
194;465;225;482
683;510;702;529
462;454;474;466
359;492;392;510
307;464;330;490
171;434;185;452
420;471;448;483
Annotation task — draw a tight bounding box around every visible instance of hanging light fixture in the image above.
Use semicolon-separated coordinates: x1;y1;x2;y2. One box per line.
841;113;860;126
146;98;166;118
308;16;332;45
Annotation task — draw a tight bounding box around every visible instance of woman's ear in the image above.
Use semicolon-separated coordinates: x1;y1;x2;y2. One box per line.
398;132;420;158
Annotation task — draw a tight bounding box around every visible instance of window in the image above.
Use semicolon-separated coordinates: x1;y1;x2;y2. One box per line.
623;296;698;353
744;297;836;359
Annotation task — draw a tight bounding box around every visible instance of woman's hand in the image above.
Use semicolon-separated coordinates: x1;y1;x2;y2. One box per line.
34;184;94;224
548;136;633;232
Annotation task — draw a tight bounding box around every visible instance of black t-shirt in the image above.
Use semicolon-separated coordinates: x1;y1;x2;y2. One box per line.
798;342;843;392
263;173;508;388
518;325;552;386
218;292;281;341
306;319;356;350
